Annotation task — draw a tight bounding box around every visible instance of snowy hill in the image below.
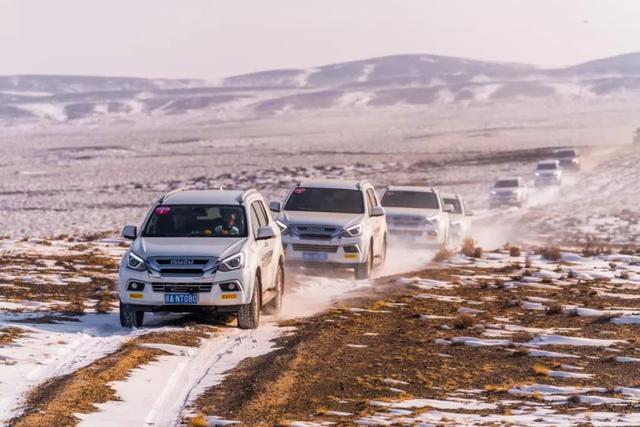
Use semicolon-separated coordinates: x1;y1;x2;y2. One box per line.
1;52;640;124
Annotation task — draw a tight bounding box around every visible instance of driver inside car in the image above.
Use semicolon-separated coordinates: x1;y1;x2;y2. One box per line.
214;208;240;236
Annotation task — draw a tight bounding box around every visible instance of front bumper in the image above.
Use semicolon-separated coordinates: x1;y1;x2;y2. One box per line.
490;194;522;205
282;235;367;265
388;226;442;245
118;268;250;307
535;175;561;186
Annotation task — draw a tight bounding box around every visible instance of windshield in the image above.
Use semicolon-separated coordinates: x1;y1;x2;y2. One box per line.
495;180;519;188
142;205;247;237
381;191;440;209
284;187;364;214
443;198;462;214
537;163;557;170
557;150;576;158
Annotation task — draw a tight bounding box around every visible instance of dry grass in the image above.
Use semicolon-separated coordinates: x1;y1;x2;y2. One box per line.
461;238;477;257
453;314;476;330
509;246;522;257
532;364;550;376
433;248;455;262
545;302;563;315
13;345;166;426
188;413;209;427
0;327;26;346
539;246;562;261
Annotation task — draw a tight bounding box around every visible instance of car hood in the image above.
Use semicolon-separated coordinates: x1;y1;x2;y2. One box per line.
132;237;246;259
493;187;519;194
280;211;364;229
384;207;441;218
537;170;559;175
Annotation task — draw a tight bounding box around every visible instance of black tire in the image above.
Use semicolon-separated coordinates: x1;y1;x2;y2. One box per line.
355;245;373;280
119;300;144;328
263;262;284;315
238;275;261;329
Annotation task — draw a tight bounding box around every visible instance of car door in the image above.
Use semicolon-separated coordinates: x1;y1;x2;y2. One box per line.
366;188;384;255
253;200;276;288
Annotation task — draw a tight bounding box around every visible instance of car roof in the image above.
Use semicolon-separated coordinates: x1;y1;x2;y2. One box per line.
161;189;258;205
298;179;368;190
385;185;437;193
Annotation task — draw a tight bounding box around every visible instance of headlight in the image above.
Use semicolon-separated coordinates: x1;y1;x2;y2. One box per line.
342;224;362;238
490;190;497;195
535;172;541;177
275;219;289;235
427;215;439;225
127;251;146;271
451;220;461;227
218;253;244;272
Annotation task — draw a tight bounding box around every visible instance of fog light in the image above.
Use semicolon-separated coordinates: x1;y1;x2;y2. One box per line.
343;245;360;253
127;281;145;291
220;281;240;292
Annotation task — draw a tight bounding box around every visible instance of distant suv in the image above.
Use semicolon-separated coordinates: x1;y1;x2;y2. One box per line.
490;177;528;208
555;148;580;170
118;189;285;329
271;180;387;279
442;193;473;241
534;159;562;186
380;186;452;247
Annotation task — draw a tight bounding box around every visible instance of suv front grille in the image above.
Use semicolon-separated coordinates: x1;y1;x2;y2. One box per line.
389;215;426;227
152;283;213;293
292;224;340;240
148;257;218;277
292;244;339;253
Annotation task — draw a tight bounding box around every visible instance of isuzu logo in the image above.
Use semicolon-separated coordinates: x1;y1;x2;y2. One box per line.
170;259;194;265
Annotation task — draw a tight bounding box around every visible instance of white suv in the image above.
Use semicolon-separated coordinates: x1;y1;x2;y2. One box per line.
534;159;562;186
442;193;473;241
271;180;387;279
380;186;452;247
118;189;285;329
490;176;528;208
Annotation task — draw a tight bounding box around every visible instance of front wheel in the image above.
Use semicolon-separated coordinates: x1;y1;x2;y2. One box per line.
119;300;144;328
355;246;373;280
263;263;284;315
238;276;261;329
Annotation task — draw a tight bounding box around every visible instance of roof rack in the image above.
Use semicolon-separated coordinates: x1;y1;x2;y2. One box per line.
158;188;186;204
236;188;259;204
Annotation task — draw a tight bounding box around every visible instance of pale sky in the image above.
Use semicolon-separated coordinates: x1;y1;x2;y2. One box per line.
1;0;639;79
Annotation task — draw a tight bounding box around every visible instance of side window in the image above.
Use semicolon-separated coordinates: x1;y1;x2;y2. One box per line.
256;201;270;225
365;189;374;213
249;203;262;238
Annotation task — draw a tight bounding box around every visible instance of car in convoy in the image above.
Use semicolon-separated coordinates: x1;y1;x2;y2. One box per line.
118;189;285;329
534;159;563;186
490;176;528;208
271;179;387;279
442;193;473;241
380;186;452;248
555;148;580;170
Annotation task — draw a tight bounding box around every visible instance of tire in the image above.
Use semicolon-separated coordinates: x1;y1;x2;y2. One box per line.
263;262;284;315
238;275;261;329
378;236;387;266
119;300;144;328
355;245;373;280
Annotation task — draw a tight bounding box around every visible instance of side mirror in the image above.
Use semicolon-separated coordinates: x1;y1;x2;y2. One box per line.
269;201;281;212
256;225;276;240
466;210;474;216
444;204;454;213
370;206;385;217
122;225;137;240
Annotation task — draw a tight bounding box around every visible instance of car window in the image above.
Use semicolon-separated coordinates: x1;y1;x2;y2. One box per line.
366;189;376;212
284;187;365;214
382;191;440;209
142;204;247;238
249;202;262;238
256;201;270;225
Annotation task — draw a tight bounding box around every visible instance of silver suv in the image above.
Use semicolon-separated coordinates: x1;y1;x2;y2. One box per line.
271;180;387;279
380;186;452;247
535;159;562;186
490;176;528;208
118;189;285;329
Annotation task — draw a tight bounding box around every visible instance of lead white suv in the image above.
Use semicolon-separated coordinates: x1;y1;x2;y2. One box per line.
118;189;285;329
380;186;452;247
271;180;387;280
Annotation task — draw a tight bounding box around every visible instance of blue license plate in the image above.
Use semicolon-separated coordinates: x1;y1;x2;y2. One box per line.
303;252;328;262
164;293;199;304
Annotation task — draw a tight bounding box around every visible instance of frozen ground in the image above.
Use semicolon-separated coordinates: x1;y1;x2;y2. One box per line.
1;98;640;425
